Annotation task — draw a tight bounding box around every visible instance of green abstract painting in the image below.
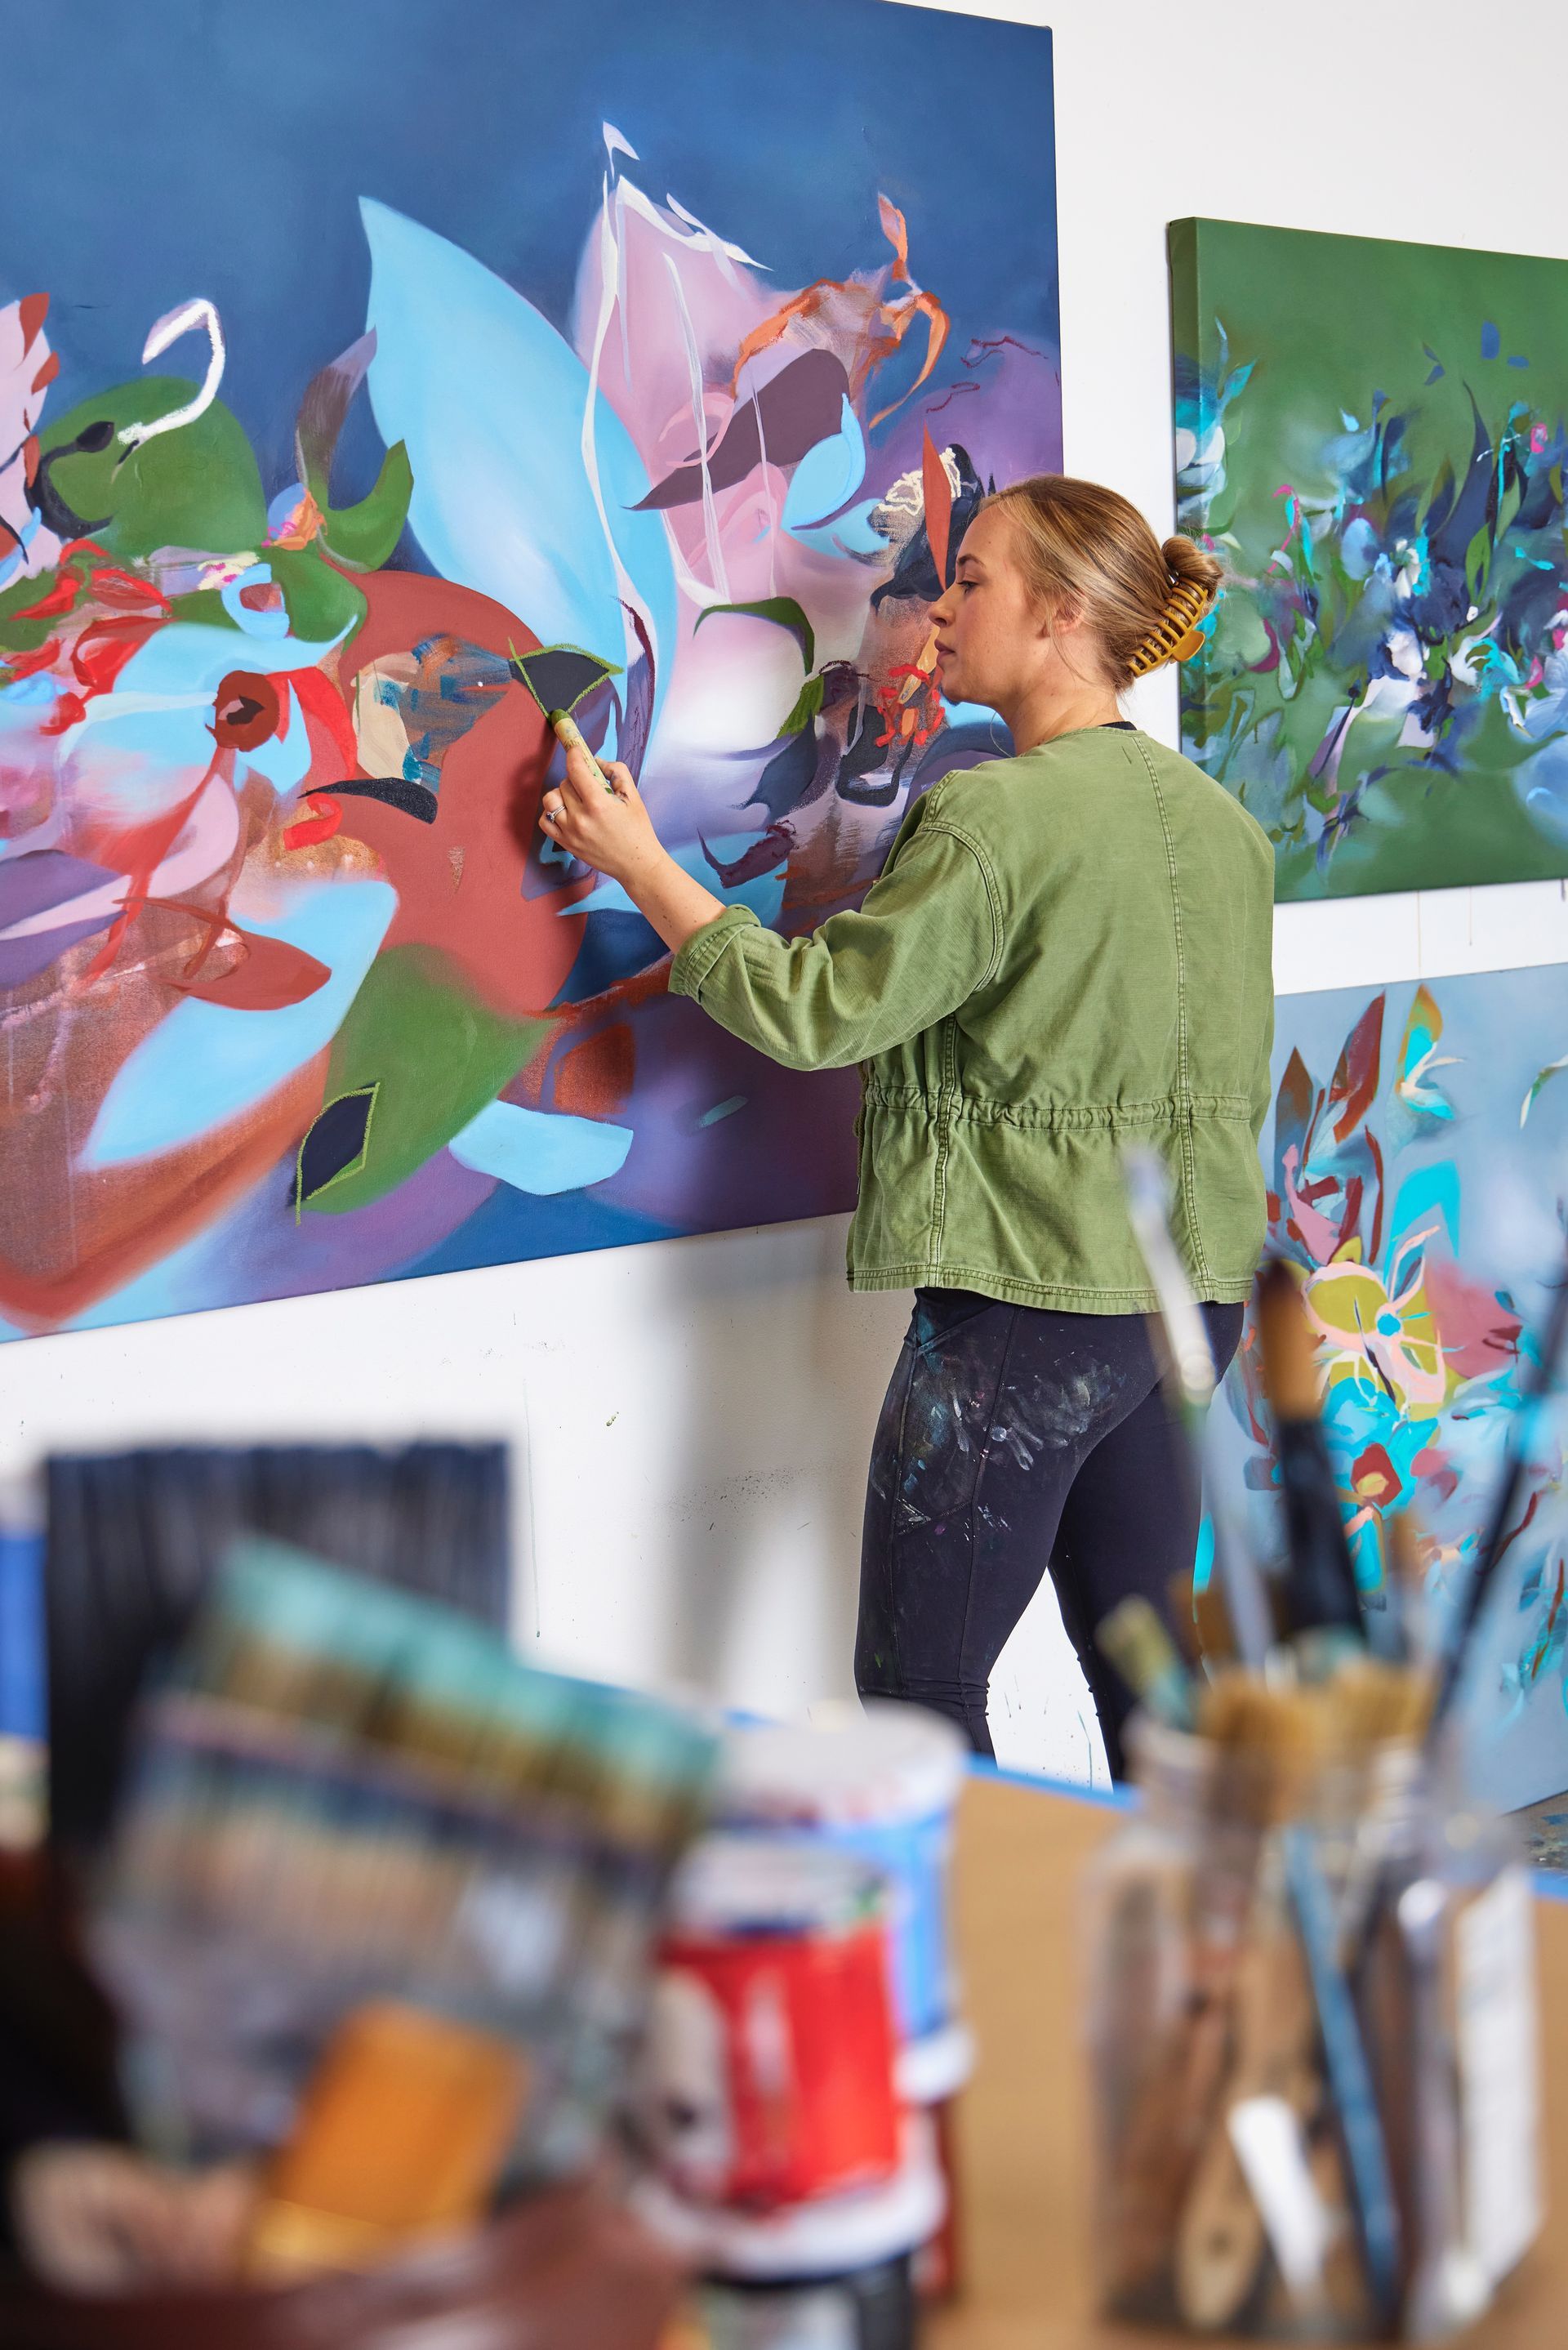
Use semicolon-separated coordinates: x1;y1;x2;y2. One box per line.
1171;219;1568;901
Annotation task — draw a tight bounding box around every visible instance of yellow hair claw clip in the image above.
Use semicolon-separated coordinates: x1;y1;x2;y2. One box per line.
1127;577;1215;679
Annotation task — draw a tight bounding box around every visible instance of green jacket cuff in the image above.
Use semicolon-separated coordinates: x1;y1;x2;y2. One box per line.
670;904;761;998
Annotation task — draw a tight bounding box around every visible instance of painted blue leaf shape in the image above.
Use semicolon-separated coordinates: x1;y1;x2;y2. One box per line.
360;198;676;720
1387;1162;1461;1258
448;1100;632;1195
782;397;866;530
80;881;395;1168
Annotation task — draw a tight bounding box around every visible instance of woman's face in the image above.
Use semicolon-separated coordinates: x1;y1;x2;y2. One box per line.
928;502;1055;712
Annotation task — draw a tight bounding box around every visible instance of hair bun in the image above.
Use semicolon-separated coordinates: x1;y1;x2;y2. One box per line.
1161;534;1223;597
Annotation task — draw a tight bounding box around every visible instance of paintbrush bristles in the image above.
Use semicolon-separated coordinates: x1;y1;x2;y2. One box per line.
1193;1661;1432;1808
1255;1258;1323;1424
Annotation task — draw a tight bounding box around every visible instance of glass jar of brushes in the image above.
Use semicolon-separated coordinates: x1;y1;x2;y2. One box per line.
1081;1682;1542;2343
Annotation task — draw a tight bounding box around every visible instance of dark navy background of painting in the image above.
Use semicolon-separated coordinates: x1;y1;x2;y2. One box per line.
2;0;1058;518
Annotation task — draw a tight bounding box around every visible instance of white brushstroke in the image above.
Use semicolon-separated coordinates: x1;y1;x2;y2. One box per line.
603;121;639;165
753;385;777;600
118;297;225;450
663;190;768;271
580;172;657;695
664;252;729;603
614;176;633;430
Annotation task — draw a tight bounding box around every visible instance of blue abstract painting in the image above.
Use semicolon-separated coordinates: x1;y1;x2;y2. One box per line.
0;0;1059;1338
1209;966;1568;1813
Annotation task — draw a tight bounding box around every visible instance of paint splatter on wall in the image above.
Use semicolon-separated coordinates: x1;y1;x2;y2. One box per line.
1172;219;1568;901
1209;967;1568;1811
0;0;1060;1340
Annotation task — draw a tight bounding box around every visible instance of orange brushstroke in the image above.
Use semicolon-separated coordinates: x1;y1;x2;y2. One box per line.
553;1023;636;1119
728;194;950;435
877;195;911;283
921;429;952;586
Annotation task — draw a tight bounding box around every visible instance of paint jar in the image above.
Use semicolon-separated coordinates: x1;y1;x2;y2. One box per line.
717;1706;968;2051
1081;1715;1542;2341
715;1705;971;2291
650;1836;903;2213
645;2113;944;2350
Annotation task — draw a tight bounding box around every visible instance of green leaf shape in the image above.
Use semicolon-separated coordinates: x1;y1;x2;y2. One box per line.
40;379;267;560
265;546;368;642
779;673;826;736
694;596;815;674
303;945;550;1215
317;441;414;572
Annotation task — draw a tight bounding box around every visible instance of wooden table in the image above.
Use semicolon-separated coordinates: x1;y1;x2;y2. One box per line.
932;1771;1563;2348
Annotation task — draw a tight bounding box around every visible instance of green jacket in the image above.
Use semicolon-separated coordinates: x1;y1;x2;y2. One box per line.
669;725;1276;1312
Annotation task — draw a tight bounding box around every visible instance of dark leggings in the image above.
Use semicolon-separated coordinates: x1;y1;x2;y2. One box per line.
854;1289;1244;1779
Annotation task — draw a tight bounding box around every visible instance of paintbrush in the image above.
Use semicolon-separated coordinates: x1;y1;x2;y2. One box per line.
1166;1571;1201;1670
1383;1510;1427;1666
1428;1249;1568;1737
1096;1597;1196;1732
547;706;621;793
1120;1147;1274;1670
1254;1261;1375;1670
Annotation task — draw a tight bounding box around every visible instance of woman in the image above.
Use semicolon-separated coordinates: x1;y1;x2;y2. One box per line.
539;475;1274;1777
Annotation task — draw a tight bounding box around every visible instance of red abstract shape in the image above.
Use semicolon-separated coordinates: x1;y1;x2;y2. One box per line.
87;565;168;613
331;569;590;1021
921;428;952;586
12;569;82;622
1350;1444;1401;1508
212;671;283;751
283;794;342;849
40;691;86;736
1;634;61;683
873;665;943;751
162;922;332;1011
73;614;163;698
1329;995;1383;1142
291;664;359;774
1423;1255;1522;1383
554;1023;636;1119
17;292;49;353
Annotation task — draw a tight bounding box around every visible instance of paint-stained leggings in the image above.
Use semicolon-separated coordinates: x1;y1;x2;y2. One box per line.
854;1289;1244;1779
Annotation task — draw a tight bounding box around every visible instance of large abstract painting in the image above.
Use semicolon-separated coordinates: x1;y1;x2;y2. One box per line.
1210;966;1568;1812
0;1;1059;1340
1172;219;1568;902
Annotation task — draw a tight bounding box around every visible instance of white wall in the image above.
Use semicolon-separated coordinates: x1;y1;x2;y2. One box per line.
8;0;1568;1790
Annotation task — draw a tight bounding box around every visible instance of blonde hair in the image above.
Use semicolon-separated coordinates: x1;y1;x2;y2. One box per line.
979;474;1222;687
